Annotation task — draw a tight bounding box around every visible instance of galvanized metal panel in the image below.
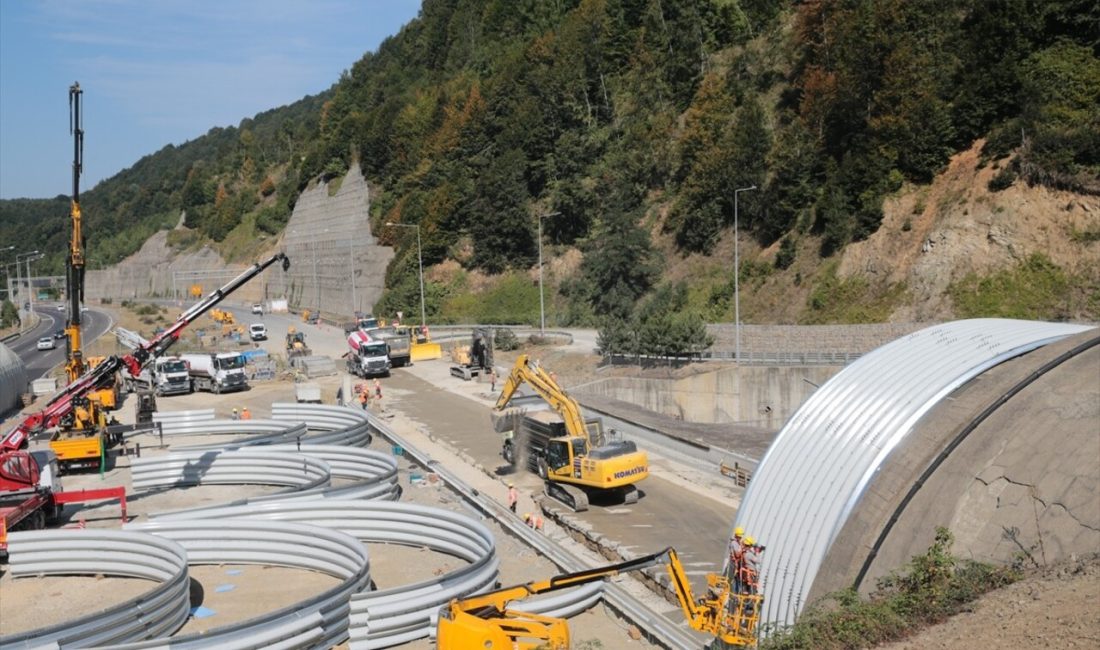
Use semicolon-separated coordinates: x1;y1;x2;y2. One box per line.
0;342;27;413
734;319;1095;630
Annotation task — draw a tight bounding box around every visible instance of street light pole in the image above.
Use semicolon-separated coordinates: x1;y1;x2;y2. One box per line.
537;211;561;334
733;186;755;363
385;222;426;328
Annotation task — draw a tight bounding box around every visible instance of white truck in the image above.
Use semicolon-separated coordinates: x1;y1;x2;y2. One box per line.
346;330;391;378
125;356;192;396
179;352;249;394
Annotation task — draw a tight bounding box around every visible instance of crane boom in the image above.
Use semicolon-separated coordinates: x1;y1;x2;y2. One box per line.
1;252;290;454
65;81;86;382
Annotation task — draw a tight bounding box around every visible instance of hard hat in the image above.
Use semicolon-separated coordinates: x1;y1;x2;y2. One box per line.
508;482;514;487
734;527;744;537
232;408;238;412
743;536;755;547
523;513;531;521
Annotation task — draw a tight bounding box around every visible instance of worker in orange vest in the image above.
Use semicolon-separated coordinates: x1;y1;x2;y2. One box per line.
240;407;252;420
741;536;761;594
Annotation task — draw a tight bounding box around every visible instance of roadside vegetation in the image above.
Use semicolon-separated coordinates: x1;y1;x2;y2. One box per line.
759;528;1018;650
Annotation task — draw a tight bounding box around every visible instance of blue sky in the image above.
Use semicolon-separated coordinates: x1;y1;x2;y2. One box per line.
0;0;422;199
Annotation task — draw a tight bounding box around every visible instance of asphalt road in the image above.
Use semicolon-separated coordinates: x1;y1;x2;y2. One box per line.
150;301;737;592
7;305;113;384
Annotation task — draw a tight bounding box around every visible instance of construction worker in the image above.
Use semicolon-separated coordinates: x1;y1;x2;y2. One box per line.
231;408;239;421
488;367;497;392
358;389;369;410
507;482;518;513
729;527;746;592
240;407;251;420
373;378;383;412
741;536;760;594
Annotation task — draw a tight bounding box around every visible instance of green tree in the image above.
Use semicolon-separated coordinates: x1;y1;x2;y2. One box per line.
1;299;19;328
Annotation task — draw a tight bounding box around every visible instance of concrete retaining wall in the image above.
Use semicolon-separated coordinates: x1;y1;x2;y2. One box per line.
573;365;839;428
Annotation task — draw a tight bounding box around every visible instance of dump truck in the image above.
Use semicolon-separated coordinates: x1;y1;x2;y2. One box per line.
371;325;411;368
179;352;248;394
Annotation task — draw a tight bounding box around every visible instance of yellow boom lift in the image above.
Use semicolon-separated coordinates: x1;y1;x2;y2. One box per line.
53;82;121;470
437;546;763;649
494;354;648;511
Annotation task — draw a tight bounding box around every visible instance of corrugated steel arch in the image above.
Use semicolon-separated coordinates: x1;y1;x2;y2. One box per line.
733;319;1095;630
0;342;28;413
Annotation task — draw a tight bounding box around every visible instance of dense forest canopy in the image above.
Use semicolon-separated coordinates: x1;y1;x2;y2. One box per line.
2;0;1097;331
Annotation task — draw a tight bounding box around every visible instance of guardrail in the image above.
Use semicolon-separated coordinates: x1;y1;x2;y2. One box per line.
1;530;191;648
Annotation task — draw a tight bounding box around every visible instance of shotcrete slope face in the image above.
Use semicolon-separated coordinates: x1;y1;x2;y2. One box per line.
733;318;1095;630
810;328;1100;603
271;162;393;317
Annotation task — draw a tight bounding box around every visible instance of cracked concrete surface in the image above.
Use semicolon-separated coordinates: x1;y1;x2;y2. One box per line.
810;329;1099;603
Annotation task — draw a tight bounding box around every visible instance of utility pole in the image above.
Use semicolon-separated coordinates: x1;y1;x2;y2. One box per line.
734;185;756;363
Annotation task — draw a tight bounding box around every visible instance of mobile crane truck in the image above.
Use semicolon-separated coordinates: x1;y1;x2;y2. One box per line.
494;354;648;511
0;252;290;552
436;546;763;649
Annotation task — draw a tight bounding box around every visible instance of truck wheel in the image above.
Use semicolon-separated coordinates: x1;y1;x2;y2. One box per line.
502;443;515;465
536;457;548;480
213;383;221;395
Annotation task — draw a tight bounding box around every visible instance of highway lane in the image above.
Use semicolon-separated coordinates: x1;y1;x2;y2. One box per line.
8;305;114;384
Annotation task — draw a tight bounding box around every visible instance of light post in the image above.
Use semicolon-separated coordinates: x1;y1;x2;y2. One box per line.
0;246;13;303
384;222;425;328
26;253;43;321
538;211;560;333
733;186;755;363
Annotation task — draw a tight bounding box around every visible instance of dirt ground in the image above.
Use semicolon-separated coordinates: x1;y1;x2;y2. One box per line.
879;554;1100;649
0;367;658;649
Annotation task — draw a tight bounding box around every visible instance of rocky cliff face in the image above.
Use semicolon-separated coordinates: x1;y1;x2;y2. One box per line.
839;142;1100;321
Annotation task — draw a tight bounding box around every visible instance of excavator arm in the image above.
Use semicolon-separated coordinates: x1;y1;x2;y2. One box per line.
1;253;290;455
494;354;589;441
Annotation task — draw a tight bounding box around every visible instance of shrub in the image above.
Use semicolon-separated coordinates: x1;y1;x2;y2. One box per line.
988;165;1017;192
775;237;797;270
494;328;519;351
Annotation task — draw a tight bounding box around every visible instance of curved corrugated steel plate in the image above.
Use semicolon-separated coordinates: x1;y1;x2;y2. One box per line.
0;342;28;413
734;319;1095;630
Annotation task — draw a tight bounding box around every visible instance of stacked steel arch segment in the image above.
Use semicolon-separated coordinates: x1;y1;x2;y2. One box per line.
1;530;191;647
733;318;1095;631
155;500;501;648
2;403;650;649
123;519;371;649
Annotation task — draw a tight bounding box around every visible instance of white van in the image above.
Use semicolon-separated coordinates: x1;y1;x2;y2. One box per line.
249;323;268;341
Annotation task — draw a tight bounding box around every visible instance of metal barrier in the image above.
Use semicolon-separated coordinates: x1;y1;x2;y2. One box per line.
123;519;370;649
1;530;191;648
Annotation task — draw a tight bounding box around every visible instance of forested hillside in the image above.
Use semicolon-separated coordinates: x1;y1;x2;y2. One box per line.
2;0;1097;335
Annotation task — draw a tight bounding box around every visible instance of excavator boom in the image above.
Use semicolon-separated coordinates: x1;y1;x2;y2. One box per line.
495;354;588;439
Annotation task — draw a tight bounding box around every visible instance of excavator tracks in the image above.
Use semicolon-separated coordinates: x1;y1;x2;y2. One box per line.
546;481;589;512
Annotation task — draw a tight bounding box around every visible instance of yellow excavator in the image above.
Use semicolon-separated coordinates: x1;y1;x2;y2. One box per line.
494;354;648;511
437;546;762;649
52;82;122;470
